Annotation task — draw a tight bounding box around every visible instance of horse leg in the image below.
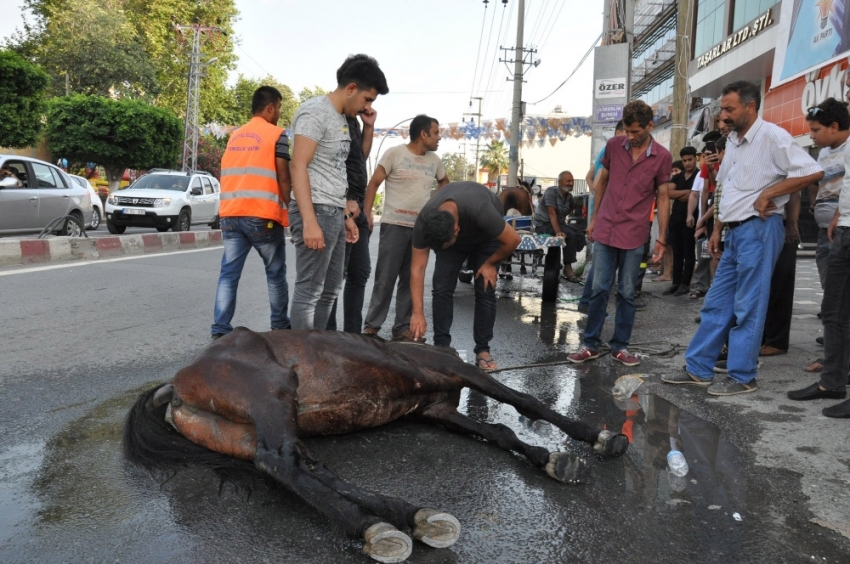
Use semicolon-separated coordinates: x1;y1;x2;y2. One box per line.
451;366;629;457
417;402;589;484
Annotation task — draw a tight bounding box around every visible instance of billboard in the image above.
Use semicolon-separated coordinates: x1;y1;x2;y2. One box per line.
772;0;850;87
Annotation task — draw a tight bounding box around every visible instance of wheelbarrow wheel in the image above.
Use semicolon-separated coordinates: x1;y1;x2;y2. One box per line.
541;247;561;302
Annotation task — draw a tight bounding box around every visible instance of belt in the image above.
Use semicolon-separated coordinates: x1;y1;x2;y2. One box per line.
725;216;755;230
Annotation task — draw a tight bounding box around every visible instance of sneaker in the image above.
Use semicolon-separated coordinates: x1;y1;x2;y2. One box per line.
391;329;426;343
634;298;647;310
662;284;679;295
662;367;712;386
673;284;690;296
577;302;590;313
707;376;757;396
714;358;762;374
568;347;601;364
611;349;640;366
210;333;225;342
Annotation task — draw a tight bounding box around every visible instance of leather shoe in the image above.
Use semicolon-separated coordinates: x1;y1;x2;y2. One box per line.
662;284;679;295
787;382;847;401
823;399;850;418
759;345;787;357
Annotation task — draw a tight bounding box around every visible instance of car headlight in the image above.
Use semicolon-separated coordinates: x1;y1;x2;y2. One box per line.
107;195;116;205
153;198;172;207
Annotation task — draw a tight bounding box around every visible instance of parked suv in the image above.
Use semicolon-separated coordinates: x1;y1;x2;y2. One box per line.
105;169;221;234
0;154;94;237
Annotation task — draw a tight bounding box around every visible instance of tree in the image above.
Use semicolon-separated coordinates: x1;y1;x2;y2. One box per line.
46;95;182;191
196;134;225;178
224;74;299;127
440;153;474;182
0;49;49;148
299;86;329;103
479;140;509;180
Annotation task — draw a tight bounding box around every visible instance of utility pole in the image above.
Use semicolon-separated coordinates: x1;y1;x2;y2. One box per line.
671;0;693;156
500;0;539;188
176;21;223;172
464;96;483;182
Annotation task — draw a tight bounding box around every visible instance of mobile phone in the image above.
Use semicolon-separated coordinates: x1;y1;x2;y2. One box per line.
704;141;716;153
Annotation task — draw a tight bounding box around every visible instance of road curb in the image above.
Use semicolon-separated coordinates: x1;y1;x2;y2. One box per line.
0;230;223;267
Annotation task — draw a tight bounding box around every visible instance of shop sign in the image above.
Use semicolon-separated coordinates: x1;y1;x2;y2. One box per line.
595;78;627;99
596;104;623;122
697;9;775;69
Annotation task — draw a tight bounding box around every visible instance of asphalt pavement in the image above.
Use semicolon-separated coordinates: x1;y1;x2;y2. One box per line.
0;237;848;563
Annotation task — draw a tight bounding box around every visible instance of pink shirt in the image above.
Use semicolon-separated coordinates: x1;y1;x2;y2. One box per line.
596;135;672;250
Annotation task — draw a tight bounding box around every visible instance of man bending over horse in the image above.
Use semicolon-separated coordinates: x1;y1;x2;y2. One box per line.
532;170;586;283
410;181;521;370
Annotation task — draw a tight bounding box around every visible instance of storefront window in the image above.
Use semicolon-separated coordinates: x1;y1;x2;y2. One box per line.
733;0;779;29
695;0;727;56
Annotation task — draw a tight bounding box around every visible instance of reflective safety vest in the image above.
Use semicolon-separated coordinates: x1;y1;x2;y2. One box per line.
219;116;288;226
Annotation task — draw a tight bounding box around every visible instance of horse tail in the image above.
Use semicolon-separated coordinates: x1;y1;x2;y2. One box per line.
503;191;520;214
123;385;264;486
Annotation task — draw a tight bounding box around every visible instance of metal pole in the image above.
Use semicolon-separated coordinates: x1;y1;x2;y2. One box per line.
507;0;525;188
671;0;693;156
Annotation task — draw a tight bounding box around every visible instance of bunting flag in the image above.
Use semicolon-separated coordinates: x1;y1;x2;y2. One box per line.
495;118;507;131
549;138;558;146
536;138;546;147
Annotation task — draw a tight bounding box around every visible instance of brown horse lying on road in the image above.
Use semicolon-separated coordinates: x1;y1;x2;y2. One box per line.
124;327;628;563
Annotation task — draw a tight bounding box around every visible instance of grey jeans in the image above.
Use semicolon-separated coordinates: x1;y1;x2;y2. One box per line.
289;200;346;330
815;200;839;290
364;223;414;334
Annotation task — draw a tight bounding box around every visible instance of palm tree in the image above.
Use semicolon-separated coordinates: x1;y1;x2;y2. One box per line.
479;140;509;181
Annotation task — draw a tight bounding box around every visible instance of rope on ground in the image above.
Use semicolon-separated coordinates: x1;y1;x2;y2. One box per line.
489;341;684;373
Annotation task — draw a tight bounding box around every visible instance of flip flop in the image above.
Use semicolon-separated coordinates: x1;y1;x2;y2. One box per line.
689;289;706;299
804;358;824;373
561;274;582;284
475;353;498;371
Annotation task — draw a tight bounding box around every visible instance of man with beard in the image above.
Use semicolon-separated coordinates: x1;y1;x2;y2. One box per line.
663;81;823;396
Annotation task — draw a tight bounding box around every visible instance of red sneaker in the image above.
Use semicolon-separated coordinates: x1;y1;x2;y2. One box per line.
612;349;640;367
568;347;601;364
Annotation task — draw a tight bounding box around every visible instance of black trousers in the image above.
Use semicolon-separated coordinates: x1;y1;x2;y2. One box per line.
761;239;797;351
669;219;696;287
326;201;372;332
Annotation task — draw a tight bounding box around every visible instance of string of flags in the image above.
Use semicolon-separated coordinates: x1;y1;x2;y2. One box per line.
200;115;592;148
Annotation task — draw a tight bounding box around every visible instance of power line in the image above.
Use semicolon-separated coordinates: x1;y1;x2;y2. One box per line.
526;0;550;48
236;44;273;78
482;0;514;117
473;1;500;96
536;0;567;53
469;4;488;98
530;31;601;106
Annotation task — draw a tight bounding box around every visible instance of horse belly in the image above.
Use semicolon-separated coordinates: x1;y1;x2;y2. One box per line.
171;403;256;461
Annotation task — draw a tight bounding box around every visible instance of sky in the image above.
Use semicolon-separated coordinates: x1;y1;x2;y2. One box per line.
0;0;604;158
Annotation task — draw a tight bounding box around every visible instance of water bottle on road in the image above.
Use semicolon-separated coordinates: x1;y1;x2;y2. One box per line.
667;450;689;477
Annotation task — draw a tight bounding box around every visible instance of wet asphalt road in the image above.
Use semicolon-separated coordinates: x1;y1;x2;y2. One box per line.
1;238;848;563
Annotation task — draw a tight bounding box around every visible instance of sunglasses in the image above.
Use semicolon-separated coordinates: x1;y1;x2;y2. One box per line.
807;106;831;118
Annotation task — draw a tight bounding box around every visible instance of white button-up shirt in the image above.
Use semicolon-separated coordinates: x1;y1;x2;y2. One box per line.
717;117;822;224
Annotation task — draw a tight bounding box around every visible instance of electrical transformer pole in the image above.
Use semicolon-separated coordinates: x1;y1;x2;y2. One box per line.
671;0;694;156
507;0;525;188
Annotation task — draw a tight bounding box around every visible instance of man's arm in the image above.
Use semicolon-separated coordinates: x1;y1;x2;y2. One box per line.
785;190;801;245
360;109;376;158
547;205;562;236
475;224;522;291
409;246;431;341
686;190;699;227
290;135;325;250
652;181;670;262
437;176;450;189
754;171;825;218
585;165;596;192
275;157;292;205
363;165;388;232
587;167;609;242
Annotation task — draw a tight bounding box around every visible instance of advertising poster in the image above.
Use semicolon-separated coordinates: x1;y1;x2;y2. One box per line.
772;0;850;87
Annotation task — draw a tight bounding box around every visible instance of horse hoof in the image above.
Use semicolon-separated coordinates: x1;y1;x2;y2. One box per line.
545;452;589;484
413;508;461;548
363;522;413;563
593;430;629;457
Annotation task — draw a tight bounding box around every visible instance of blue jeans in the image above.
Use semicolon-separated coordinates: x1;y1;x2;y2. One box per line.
289;200;346;330
212;216;289;336
583;241;643;351
685;215;784;384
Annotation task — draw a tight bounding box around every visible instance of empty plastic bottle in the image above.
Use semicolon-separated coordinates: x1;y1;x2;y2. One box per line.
667;450;689;477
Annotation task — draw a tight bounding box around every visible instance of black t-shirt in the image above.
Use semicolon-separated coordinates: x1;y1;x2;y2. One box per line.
412;182;505;249
345;116;367;200
670;171;696;222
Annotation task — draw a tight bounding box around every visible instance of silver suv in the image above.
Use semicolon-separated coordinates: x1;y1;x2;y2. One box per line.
0;154;94;237
105;169;221;234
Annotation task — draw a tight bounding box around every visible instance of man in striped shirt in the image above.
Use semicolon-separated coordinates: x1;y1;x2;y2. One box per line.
663;81;823;396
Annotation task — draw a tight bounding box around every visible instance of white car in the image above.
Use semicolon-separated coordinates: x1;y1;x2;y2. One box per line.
0;154;94;237
104;169;221;234
68;174;104;230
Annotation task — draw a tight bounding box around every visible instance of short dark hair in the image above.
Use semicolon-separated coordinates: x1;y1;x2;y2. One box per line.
252;86;282;115
680;146;697;157
702;130;722;143
614;119;625;132
715;136;727;152
672;160;684;171
622;100;654;128
721;80;761;110
421;210;456;250
806;97;850;130
337;54;389;95
410;114;438;140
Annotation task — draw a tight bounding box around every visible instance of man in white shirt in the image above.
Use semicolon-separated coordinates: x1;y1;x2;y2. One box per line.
663;81;823;396
363;114;449;341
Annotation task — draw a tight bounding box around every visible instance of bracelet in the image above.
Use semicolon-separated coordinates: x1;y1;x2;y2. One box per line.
344;212;354;220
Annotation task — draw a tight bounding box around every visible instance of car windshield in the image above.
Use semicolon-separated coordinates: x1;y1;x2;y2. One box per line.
129;174;189;191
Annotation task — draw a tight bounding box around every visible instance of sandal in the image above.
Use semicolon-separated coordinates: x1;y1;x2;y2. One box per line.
804;358;824;373
561;274;582;284
475;352;498;371
689;289;706;299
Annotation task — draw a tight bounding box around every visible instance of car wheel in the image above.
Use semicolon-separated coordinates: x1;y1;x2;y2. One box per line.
541;248;560;302
174;210;191;232
209;215;220;229
89;209;101;230
60;212;85;237
107;220;126;234
156;226;170;232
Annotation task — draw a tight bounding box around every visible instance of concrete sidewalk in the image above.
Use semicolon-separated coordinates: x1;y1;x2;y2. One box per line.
0;230;223;267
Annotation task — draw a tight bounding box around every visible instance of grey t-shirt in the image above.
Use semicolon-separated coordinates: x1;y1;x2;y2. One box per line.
532;186;574;229
412;182;505;249
290;96;349;208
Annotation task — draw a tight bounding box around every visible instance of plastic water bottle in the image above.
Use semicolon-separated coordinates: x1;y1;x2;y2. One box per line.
667;450;689;477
